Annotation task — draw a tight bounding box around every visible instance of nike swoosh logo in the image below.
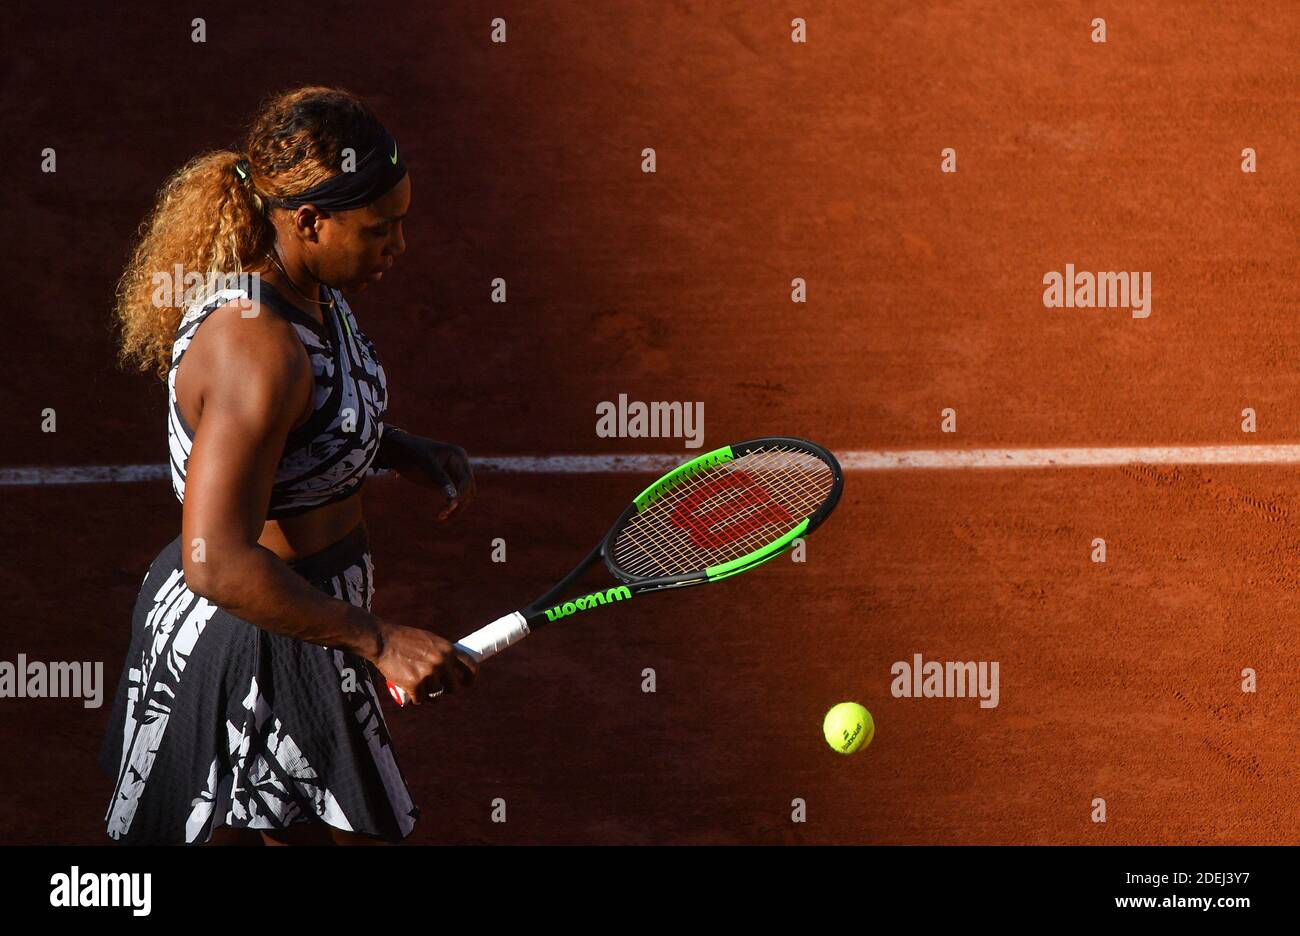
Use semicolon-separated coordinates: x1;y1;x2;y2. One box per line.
390;141;399;165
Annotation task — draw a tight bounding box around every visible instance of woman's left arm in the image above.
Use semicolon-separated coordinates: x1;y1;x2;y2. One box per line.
372;427;476;520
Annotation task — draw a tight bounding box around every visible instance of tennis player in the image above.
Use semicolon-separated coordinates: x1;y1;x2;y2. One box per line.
101;87;477;845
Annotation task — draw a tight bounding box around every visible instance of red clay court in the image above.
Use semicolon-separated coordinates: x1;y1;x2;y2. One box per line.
2;2;1298;844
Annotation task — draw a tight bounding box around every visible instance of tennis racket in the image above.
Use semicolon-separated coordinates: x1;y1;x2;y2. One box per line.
387;436;843;705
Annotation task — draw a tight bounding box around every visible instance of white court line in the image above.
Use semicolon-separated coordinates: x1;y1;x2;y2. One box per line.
5;445;1300;485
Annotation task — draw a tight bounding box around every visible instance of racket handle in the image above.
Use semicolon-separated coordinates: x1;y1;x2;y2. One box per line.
457;611;531;660
386;612;531;706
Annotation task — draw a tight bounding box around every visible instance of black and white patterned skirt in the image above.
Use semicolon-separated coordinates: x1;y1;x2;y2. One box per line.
99;524;419;844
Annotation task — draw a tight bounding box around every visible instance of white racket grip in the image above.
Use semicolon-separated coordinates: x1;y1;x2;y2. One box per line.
456;611;531;662
387;612;530;706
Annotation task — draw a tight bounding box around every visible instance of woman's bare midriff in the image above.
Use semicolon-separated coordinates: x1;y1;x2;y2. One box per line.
258;493;364;561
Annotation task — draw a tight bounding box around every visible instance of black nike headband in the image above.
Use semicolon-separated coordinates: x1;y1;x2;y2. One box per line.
236;127;406;212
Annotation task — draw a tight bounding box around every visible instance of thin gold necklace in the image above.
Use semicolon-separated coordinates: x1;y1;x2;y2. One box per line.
266;249;335;311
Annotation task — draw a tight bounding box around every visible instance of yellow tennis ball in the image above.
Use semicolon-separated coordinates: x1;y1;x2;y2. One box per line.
823;702;873;754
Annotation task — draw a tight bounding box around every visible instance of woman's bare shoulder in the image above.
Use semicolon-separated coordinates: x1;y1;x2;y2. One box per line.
174;295;313;427
184;296;310;381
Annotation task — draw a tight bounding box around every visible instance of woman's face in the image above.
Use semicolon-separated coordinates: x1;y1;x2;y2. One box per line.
298;173;411;292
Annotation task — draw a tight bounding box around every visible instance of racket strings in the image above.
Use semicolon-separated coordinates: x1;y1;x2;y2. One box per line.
615;524;682;578
634;446;815;526
612;444;834;578
686;452;828;561
637;447;828;556
614;450;799;576
615;448;830;576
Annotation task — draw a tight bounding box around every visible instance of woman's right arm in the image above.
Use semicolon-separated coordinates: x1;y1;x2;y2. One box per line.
177;303;475;702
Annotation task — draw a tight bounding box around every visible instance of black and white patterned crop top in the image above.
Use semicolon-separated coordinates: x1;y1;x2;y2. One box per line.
167;281;389;518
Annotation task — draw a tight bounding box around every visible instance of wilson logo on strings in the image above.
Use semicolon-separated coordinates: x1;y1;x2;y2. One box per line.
670;470;793;549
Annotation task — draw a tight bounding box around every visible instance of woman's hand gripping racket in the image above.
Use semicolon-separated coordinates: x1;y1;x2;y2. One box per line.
387;437;843;706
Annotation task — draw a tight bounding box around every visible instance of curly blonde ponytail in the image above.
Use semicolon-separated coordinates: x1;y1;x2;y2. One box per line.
113;86;383;379
113;150;272;378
